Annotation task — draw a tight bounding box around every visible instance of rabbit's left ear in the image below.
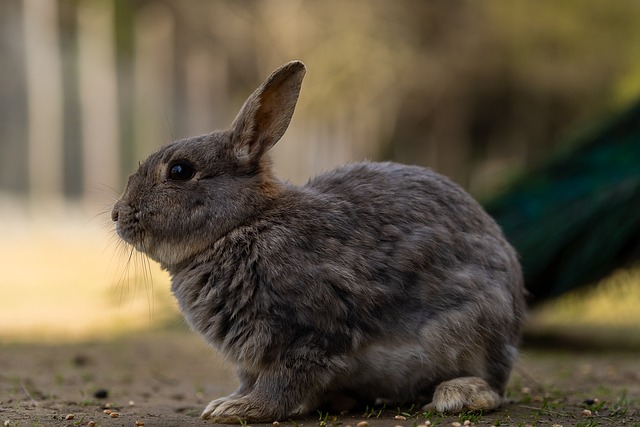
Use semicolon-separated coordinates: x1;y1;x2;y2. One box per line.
230;61;306;162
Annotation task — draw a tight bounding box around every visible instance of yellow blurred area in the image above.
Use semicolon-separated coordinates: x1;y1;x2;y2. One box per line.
530;266;640;328
0;201;178;343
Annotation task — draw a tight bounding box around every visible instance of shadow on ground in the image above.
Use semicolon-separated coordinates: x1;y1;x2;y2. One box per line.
1;328;639;427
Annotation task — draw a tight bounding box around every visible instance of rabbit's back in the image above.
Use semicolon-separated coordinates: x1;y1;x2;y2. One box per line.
302;161;524;328
305;161;520;291
308;161;499;232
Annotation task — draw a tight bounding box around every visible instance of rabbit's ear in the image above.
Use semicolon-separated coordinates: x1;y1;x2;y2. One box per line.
230;61;306;162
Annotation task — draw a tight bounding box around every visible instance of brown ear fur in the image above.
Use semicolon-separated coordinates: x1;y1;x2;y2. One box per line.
230;61;306;162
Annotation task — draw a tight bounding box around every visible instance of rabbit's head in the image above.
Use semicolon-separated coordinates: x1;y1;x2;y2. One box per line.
112;61;306;268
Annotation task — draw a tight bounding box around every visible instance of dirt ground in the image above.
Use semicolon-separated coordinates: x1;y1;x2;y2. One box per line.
1;328;638;427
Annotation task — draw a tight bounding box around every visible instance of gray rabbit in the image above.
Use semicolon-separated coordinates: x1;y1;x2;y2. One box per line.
112;61;526;423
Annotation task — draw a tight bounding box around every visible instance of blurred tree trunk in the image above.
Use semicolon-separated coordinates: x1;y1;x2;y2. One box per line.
389;93;472;189
78;1;120;201
23;0;63;202
133;3;175;162
0;1;28;195
181;46;229;136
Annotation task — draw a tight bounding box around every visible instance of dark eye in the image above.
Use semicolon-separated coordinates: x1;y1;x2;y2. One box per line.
168;162;195;181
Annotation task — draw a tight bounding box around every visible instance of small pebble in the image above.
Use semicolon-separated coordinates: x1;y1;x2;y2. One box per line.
87;422;96;427
451;422;462;427
94;389;109;399
425;422;432;426
581;409;592;417
65;414;75;420
104;402;112;409
110;412;120;418
3;421;9;427
135;421;145;426
272;422;280;427
357;421;369;427
103;409;112;415
463;421;472;426
129;400;136;406
394;415;407;421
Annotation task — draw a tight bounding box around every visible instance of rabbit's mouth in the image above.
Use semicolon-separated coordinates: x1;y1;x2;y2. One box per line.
112;207;149;253
115;221;147;253
116;224;166;264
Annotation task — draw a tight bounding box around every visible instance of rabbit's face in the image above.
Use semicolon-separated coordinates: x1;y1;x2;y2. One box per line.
112;60;305;269
112;131;278;268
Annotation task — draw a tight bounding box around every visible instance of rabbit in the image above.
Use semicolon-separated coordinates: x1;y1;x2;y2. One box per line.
111;60;527;423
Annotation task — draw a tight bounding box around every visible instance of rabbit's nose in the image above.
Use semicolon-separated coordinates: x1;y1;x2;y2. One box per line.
111;207;119;222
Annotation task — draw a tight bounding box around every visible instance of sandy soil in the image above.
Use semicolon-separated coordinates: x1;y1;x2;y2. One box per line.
1;329;638;427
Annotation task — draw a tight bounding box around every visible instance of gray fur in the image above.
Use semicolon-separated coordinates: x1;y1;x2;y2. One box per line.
112;61;526;423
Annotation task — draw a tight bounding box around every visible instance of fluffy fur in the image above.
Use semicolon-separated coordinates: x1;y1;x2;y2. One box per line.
112;61;526;423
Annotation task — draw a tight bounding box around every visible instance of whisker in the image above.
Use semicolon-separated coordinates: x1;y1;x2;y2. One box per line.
164;112;175;142
119;244;137;308
128;248;140;311
88;208;116;226
139;243;155;319
146;253;155;318
113;239;134;306
104;203;157;323
84;183;122;201
104;234;125;283
135;251;147;313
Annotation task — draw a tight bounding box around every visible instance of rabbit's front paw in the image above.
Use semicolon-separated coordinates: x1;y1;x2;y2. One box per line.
203;395;280;423
426;377;501;413
201;395;237;420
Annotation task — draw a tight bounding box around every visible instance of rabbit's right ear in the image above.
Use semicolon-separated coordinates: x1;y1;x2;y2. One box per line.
230;61;306;163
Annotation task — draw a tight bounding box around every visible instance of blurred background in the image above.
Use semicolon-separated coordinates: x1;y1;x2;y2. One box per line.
1;0;640;343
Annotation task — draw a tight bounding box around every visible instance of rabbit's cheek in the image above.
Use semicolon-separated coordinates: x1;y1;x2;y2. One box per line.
142;219;205;265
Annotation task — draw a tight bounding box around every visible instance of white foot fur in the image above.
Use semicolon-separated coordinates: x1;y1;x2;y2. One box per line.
201;395;278;423
201;395;237;420
425;377;502;413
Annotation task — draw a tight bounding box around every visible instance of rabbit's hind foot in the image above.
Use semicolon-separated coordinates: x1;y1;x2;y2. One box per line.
423;376;502;414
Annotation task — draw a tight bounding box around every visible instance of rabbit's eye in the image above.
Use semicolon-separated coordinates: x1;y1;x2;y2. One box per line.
168;163;195;181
